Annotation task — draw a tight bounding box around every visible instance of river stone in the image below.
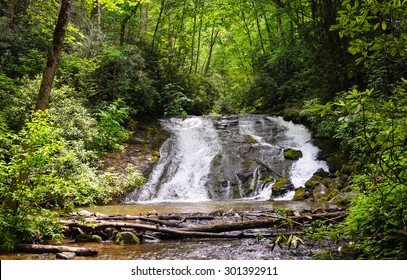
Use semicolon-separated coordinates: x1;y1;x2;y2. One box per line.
271;178;294;197
56;252;76;260
283;148;303;160
115;232;140;245
75;234;103;243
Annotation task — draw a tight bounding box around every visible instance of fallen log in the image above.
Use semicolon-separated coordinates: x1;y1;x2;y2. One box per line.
178;211;347;233
95;214;215;221
16;244;98;256
179;219;279;233
60;220;244;239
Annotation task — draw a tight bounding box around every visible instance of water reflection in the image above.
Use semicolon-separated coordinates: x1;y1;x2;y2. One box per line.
85;200;333;216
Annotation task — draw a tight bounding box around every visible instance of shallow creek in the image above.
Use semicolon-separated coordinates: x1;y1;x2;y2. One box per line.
0;200;338;260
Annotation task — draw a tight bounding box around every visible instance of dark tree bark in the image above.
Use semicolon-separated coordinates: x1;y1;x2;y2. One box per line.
35;0;73;111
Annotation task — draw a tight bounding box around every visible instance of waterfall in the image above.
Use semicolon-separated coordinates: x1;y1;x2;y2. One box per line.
126;117;221;202
125;115;328;203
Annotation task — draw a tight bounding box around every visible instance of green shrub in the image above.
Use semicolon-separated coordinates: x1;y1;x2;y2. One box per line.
0;110;144;251
93;99;132;152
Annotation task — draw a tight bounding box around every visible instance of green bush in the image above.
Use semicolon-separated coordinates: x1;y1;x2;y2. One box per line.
93;99;133;152
311;84;407;259
0;110;144;251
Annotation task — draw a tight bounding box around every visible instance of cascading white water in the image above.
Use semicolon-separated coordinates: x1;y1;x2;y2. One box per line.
125;115;329;203
272;117;329;199
127;117;221;202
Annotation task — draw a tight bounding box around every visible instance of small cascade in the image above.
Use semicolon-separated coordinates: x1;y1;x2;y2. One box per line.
272;117;329;194
125;115;328;203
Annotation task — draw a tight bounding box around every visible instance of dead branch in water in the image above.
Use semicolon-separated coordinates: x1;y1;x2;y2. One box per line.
17;244;98;256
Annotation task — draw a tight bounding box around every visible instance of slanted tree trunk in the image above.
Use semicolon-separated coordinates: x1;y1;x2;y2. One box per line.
151;0;165;51
203;23;220;75
35;0;73;111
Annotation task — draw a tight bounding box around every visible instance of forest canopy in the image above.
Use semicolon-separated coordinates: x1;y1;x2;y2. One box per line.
0;0;406;258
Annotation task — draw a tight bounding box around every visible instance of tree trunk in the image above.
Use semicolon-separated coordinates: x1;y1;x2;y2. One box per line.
151;0;165;51
35;0;73;111
251;0;266;56
204;24;220;75
195;11;203;74
189;13;197;74
167;1;174;64
120;15;132;46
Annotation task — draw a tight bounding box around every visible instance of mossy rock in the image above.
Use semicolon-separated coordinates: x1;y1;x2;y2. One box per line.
115;232;140;245
271;177;294;197
75;234;103;243
283;148;303;160
245;135;258;144
304;175;323;190
262;177;274;184
292;187;310;201
212;153;223;167
242;159;255;170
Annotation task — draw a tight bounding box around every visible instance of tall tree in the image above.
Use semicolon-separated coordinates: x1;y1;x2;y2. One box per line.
35;0;73;111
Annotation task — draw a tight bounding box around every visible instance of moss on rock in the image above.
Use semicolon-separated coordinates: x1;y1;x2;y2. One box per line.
115;232;140;245
271;177;294;197
292;187;310;201
283;148;303;160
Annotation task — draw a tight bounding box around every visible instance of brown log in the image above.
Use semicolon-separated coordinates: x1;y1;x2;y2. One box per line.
179;211;347;233
17;244;98;256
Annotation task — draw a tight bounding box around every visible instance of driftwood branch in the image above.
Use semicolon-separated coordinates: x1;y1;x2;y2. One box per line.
17;244;98;256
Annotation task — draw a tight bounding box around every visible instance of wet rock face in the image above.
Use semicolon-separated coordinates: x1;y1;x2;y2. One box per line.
208;115;289;199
